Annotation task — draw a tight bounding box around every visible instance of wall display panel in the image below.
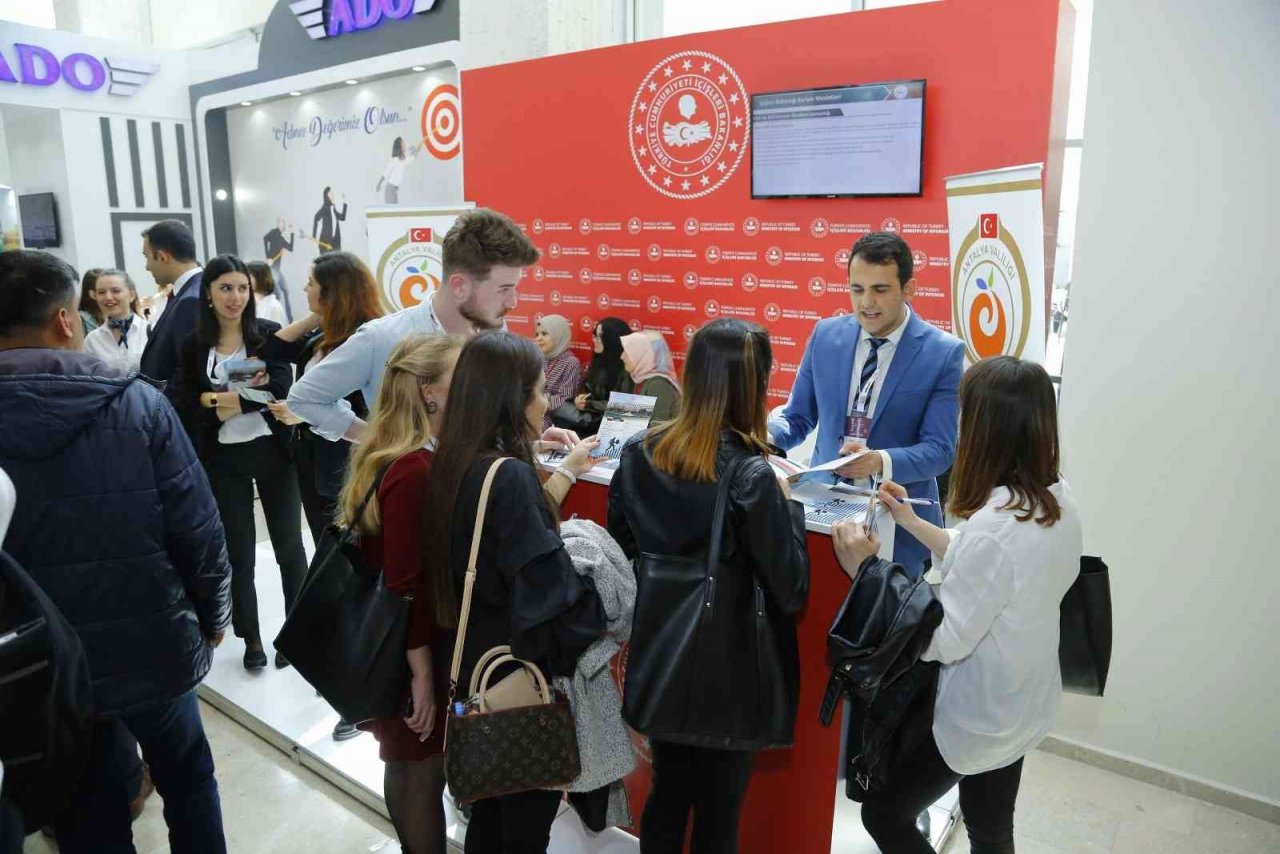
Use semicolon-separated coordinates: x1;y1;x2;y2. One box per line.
226;66;462;320
463;0;1068;410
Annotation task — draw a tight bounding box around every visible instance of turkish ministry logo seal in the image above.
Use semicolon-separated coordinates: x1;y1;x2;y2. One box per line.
629;50;750;200
375;233;443;312
952;213;1032;362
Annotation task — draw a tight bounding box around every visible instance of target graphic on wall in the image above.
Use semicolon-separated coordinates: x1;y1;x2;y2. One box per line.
420;83;461;160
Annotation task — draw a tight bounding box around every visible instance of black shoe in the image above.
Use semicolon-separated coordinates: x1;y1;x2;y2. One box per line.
332;719;360;741
243;642;268;671
274;650;290;669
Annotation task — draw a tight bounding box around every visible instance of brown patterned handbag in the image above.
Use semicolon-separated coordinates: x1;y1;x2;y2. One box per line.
444;458;581;803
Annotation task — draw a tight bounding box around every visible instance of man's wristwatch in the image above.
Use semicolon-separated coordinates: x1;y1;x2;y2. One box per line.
201;392;218;409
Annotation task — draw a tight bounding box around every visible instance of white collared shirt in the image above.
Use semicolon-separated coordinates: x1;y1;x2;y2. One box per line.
846;306;912;478
83;315;148;375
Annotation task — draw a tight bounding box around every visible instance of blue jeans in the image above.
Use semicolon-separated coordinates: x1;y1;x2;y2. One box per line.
56;690;226;854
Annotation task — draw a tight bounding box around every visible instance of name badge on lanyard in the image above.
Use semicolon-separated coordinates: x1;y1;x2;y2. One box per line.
844;366;877;444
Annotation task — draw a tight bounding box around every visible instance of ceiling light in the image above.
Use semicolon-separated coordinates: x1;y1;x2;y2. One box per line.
215;189;228;201
240;100;252;106
412;66;426;72
345;79;358;85
289;91;302;97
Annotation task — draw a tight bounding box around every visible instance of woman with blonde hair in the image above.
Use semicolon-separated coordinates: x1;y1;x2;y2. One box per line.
334;332;463;854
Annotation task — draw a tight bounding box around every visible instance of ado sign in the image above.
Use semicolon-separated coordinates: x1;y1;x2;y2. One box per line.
291;0;439;40
0;43;157;97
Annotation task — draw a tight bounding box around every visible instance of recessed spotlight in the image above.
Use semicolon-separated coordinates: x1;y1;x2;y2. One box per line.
240;100;252;106
345;79;358;85
412;66;426;72
289;91;302;97
215;189;229;201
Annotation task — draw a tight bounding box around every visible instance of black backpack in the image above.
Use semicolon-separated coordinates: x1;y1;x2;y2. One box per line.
0;549;94;833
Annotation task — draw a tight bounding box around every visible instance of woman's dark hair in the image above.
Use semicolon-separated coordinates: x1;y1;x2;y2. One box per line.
247;260;275;296
584;316;632;393
392;136;405;158
79;268;104;320
311;252;385;354
423;331;549;627
322;186;333;206
648;319;772;482
948;356;1062;526
195;254;263;353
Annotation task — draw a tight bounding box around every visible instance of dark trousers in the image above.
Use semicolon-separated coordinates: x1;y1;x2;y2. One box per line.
641;740;756;854
860;730;1024;854
464;788;562;854
205;435;308;641
290;433;340;548
55;691;225;854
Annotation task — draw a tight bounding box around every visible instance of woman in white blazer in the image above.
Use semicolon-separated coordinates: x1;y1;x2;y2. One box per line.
82;270;148;375
832;355;1083;854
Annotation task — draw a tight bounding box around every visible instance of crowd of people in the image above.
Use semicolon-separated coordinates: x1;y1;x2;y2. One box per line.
0;209;1081;854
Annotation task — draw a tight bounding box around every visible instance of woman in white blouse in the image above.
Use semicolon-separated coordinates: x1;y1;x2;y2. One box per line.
82;270;148;375
832;356;1082;854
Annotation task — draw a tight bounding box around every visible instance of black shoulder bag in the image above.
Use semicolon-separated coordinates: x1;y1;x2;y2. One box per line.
1059;555;1112;696
273;473;411;723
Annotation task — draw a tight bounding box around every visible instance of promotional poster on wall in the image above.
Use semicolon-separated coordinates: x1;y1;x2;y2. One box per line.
365;205;471;313
227;64;462;320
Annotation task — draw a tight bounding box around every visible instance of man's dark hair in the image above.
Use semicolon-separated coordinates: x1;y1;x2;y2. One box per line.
142;219;197;263
442;208;539;281
849;232;913;285
0;250;79;336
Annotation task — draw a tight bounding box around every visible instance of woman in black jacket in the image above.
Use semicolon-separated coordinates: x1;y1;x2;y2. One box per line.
311;186;348;251
171;254;309;672
607;318;810;854
424;331;605;853
562;316;633;434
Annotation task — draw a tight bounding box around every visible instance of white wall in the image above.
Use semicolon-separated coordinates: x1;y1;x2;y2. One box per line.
462;0;623;68
149;0;273;49
1056;0;1280;806
1;106;76;265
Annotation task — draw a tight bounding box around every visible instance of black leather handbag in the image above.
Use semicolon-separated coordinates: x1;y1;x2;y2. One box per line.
273;474;412;723
445;458;581;803
1059;555;1112;696
622;457;795;750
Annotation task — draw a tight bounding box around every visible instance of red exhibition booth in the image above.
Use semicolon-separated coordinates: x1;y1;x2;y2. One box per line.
462;1;1072;849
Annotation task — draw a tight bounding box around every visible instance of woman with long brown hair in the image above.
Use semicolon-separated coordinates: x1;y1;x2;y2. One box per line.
424;330;604;852
334;333;463;854
607;318;810;853
833;356;1083;854
78;267;104;334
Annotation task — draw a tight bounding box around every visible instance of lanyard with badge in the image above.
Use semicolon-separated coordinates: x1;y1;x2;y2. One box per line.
843;338;884;445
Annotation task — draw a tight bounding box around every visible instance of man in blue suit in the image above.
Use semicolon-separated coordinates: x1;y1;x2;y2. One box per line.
770;232;963;576
138;220;203;392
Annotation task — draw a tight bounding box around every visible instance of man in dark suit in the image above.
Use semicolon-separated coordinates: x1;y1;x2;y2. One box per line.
770;232;964;577
138;220;202;392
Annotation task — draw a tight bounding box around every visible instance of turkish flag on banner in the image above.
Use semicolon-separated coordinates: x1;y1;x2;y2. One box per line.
408;227;433;243
980;213;999;238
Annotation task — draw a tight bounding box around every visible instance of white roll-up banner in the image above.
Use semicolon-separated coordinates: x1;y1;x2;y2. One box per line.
365;204;472;313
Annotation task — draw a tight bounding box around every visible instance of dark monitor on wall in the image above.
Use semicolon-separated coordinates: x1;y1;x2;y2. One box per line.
18;193;61;248
750;79;926;199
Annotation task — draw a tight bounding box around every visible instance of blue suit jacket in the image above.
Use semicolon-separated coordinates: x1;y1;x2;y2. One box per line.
771;310;964;575
139;270;202;393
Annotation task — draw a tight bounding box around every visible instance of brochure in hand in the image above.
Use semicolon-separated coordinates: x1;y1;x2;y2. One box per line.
217;357;269;391
592;392;658;460
766;449;873;482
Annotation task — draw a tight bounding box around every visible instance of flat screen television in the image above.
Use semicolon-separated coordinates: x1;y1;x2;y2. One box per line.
750;79;926;199
18;193;60;248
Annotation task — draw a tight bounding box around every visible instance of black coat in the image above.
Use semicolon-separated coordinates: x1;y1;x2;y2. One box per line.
0;350;232;716
139;270;202;390
169;320;294;460
607;432;810;750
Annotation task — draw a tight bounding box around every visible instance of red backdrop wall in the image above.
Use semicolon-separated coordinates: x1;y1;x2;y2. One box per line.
461;1;1069;848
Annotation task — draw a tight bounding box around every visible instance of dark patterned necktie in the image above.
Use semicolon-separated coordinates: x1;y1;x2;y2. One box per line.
857;337;889;409
108;316;133;347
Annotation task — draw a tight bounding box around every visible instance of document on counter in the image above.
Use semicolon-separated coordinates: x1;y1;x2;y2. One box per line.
767;449;872;482
789;480;886;530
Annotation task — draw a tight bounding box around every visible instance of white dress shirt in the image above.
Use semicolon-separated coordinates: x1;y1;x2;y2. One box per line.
924;480;1083;775
83;315;149;375
255;292;288;326
845;306;912;479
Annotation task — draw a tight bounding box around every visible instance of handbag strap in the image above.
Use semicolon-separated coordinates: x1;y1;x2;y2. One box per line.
448;457;507;698
704;455;749;584
341;470;386;545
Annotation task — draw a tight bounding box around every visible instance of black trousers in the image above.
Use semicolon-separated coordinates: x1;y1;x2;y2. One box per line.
290;433;340;548
464;788;561;854
860;730;1024;854
640;740;756;854
205;435;308;642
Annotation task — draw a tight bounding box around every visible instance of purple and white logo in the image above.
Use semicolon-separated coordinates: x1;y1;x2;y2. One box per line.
291;0;438;40
0;44;158;97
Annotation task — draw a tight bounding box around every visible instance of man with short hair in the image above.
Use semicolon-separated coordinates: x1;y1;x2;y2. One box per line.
770;232;964;576
288;207;540;442
138;219;203;390
0;250;231;853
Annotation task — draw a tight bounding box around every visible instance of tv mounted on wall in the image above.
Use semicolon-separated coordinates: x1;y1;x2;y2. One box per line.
750;79;926;199
18;192;61;248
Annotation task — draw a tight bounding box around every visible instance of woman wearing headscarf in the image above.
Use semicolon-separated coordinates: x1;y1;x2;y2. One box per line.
621;330;682;422
557;316;633;435
534;314;583;432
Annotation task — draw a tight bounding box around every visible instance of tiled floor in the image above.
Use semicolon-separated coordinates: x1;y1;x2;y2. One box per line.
23;701;399;854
